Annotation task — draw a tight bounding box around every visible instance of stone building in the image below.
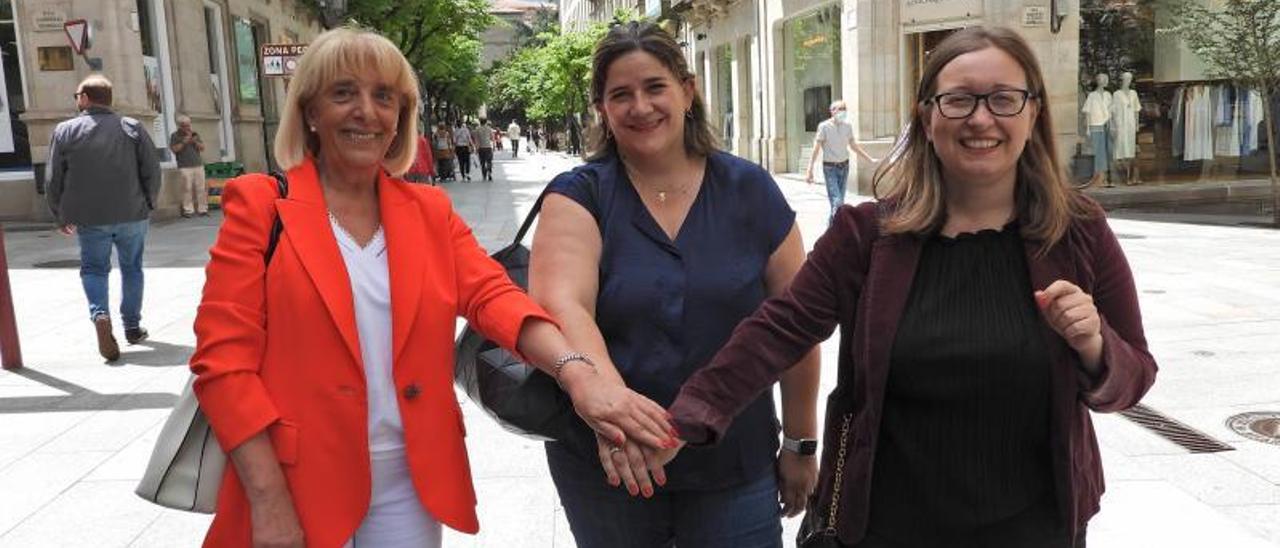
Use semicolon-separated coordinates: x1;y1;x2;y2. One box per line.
1;0;321;221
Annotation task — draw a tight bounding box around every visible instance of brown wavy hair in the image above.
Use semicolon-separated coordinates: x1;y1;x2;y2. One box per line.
586;21;718;161
872;25;1090;253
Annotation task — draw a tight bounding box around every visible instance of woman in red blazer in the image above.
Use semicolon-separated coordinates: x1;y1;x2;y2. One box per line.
663;26;1157;548
190;28;677;548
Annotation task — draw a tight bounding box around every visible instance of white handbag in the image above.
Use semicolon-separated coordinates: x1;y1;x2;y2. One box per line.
134;172;289;514
134;376;224;513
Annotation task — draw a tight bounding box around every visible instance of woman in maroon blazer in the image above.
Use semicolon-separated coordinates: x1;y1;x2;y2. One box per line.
660;26;1156;548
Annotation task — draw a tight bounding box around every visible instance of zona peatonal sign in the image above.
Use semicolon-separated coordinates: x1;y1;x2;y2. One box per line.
260;43;308;78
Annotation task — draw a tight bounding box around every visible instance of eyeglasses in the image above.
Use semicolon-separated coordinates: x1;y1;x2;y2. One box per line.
72;92;83;99
927;90;1035;119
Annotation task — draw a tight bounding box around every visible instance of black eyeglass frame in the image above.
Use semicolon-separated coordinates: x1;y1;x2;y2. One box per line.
925;89;1037;119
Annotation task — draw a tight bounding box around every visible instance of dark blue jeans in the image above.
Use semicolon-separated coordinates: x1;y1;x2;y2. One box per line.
822;161;850;225
77;220;148;329
549;453;783;548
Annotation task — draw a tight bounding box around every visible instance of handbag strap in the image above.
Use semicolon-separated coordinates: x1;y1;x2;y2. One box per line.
264;171;289;264
510;168;601;247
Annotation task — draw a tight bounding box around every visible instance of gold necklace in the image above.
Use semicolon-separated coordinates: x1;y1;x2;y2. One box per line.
624;164;695;204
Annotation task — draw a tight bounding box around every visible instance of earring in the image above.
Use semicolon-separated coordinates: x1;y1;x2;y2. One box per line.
309;125;316;132
684;109;693;120
604;124;612;141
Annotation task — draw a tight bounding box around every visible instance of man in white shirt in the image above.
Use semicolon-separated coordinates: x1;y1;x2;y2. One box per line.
474;119;496;181
805;100;877;224
507;120;522;158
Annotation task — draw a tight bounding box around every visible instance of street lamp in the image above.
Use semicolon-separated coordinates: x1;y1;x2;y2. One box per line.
317;0;348;29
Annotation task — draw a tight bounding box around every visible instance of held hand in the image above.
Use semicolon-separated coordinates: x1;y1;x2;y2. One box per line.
248;489;305;548
777;450;818;517
57;224;76;236
1035;280;1104;363
596;434;667;498
561;368;678;449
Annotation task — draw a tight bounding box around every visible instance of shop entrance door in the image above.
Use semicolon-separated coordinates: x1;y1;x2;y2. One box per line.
907;29;958;104
203;3;235;160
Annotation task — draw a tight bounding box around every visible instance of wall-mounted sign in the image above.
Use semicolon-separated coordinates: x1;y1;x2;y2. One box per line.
901;0;982;25
1023;6;1049;27
37;47;74;71
260;43;308;78
31;9;68;32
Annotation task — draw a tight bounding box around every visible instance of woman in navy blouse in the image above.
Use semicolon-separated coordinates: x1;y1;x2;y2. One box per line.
528;21;820;548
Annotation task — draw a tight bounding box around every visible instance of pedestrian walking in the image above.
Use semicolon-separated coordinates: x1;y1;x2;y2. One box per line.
665;26;1158;548
46;74;160;361
507;120;521;158
432;122;455;181
474;118;495;181
804;100;877;225
189;27;675;548
453;120;476;181
528;21;819;548
405;129;436;184
531;126;543;154
170;114;208;217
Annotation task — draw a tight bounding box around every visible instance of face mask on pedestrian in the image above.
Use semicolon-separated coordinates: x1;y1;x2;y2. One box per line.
834;110;848;123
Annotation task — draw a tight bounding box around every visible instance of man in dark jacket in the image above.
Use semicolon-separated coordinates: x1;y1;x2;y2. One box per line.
47;75;161;361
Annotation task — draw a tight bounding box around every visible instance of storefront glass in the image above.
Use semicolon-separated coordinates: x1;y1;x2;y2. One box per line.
783;5;841;172
137;0;176;163
0;0;30;171
1076;0;1274;186
715;44;734;153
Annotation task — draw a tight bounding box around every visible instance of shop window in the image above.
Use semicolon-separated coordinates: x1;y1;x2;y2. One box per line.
783;5;841;171
1077;0;1271;186
715;45;734;148
0;0;30;171
137;0;176;163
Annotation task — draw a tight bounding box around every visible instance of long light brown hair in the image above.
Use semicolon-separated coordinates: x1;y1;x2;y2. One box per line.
586;21;718;161
872;26;1090;252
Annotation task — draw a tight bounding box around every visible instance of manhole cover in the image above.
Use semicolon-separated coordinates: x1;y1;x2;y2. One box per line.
1226;412;1280;445
33;259;81;269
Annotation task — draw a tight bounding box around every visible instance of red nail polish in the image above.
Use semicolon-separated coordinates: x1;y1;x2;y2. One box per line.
643;486;653;498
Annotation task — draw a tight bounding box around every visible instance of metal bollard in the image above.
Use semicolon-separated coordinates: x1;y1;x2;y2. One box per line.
0;223;22;370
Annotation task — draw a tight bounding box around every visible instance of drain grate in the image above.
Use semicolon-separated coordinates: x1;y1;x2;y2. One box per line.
1226;412;1280;446
1119;404;1234;453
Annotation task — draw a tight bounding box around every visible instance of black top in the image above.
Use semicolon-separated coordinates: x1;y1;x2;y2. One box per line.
869;222;1054;543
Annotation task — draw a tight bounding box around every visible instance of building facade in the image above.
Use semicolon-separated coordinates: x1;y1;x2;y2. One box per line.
564;0;1273;195
1;0;320;222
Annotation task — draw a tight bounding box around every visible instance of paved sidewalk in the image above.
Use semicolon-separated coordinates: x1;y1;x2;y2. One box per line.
0;151;1277;547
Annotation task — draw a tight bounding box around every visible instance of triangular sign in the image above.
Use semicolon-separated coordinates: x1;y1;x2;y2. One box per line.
64;20;88;55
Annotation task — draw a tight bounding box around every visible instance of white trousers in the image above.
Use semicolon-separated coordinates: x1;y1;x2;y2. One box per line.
344;450;441;548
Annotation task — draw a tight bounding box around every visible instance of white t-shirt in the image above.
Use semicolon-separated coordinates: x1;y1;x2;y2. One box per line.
507;123;521;139
814;118;855;163
452;126;472;147
1082;90;1113;127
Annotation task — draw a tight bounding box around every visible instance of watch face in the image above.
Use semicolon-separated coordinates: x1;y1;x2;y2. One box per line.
798;440;818;455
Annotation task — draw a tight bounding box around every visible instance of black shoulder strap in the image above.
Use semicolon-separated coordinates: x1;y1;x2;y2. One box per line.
510;168;601;247
264;171;289;264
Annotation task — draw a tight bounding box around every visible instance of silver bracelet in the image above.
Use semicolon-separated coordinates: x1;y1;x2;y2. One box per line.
553;351;596;382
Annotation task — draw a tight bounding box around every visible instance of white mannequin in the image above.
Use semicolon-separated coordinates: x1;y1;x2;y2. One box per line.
1082;73;1113;187
1110;72;1141;184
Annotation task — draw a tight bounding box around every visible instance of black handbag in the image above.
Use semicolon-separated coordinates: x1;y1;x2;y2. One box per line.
453;189;577;441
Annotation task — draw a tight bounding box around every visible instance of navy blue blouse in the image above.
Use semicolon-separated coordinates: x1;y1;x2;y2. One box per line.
544;151;796;491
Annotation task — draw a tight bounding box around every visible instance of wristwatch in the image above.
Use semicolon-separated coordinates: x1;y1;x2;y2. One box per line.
782;436;818;456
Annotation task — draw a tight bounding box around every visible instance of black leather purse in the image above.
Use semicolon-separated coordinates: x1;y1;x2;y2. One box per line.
453;189;576;441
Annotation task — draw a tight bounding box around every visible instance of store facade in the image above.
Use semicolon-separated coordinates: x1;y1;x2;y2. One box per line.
0;0;318;222
856;0;1273;192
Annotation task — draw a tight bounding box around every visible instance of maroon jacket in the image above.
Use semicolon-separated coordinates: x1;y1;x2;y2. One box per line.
670;199;1157;545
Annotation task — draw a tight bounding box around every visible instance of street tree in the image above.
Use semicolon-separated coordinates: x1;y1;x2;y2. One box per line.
1161;0;1280;225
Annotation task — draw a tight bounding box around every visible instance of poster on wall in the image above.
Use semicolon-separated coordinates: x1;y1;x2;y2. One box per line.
0;49;16;154
143;56;166;146
234;19;260;102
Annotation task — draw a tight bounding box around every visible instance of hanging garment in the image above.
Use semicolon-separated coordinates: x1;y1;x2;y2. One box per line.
1215;87;1243;158
1111;89;1141;160
1242;90;1263;155
1184;86;1215;162
1171;87;1186;158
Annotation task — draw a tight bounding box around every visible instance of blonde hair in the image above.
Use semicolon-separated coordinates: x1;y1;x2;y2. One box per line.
274;26;420;176
872;26;1089;253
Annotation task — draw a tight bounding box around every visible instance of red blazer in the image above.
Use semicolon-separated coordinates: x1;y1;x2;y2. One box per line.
190;158;553;546
671;199;1158;546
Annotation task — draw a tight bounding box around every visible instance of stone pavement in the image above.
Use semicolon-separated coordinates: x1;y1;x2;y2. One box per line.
0;150;1276;547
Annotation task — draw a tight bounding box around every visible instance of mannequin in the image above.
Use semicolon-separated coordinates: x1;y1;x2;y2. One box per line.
1082;73;1112;187
1110;72;1141;185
